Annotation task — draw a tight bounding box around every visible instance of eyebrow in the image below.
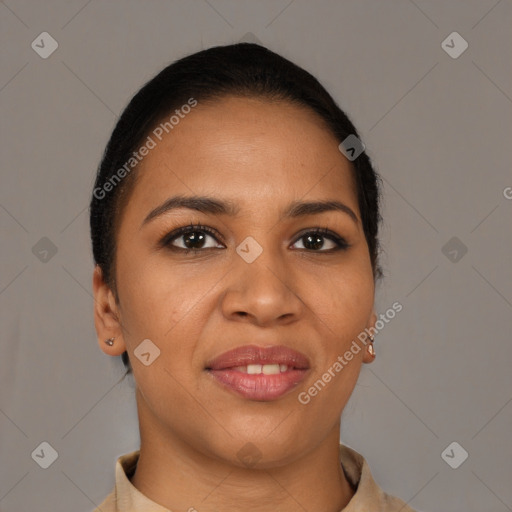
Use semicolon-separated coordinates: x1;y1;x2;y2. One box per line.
141;195;359;227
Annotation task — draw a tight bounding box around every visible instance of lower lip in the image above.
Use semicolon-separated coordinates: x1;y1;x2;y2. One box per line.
207;368;308;401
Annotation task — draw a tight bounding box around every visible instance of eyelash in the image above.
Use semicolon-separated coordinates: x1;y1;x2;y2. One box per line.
159;223;350;255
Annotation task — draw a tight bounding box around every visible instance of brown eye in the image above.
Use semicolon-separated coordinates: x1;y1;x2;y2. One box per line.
160;224;224;253
291;228;349;252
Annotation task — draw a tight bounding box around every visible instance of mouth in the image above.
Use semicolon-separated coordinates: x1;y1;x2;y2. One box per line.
205;344;310;401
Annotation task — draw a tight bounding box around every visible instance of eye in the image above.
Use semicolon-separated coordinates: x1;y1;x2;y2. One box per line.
160;224;224;253
159;224;349;254
291;228;350;252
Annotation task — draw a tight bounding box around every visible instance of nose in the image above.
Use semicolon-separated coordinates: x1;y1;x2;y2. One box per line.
220;244;304;327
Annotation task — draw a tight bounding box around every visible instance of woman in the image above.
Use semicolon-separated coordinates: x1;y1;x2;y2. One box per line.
90;42;414;512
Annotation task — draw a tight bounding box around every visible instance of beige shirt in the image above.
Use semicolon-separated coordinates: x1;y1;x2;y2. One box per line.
93;444;415;511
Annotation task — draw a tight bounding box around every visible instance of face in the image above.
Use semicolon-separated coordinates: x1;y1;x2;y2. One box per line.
94;96;376;467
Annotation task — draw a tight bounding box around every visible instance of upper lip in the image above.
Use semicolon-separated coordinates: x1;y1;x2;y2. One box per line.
205;344;310;370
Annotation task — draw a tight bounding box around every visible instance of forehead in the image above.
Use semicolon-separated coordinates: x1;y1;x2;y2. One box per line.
130;96;358;214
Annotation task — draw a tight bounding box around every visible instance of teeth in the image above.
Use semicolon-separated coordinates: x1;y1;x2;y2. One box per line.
234;364;289;374
262;364;280;375
247;364;262;374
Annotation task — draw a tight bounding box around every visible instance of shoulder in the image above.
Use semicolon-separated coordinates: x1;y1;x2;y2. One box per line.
91;450;139;512
339;443;417;511
92;488;116;512
379;492;416;511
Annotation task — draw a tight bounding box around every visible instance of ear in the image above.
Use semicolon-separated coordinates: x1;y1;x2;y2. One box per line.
362;309;377;364
92;265;127;356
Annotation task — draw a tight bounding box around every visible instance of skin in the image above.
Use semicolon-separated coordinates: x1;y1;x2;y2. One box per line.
93;96;378;511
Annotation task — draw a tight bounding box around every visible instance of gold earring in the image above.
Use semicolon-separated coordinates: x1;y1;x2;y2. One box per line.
105;337;115;346
367;334;375;358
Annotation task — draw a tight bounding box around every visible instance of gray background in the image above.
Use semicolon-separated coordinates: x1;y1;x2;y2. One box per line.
1;1;511;511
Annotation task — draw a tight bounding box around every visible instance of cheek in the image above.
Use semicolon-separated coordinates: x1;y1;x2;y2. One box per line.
117;251;199;324
298;270;371;422
115;251;226;367
299;255;373;413
305;259;374;337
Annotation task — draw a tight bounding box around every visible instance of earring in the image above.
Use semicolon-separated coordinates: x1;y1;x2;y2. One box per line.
105;337;115;346
367;334;375;358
